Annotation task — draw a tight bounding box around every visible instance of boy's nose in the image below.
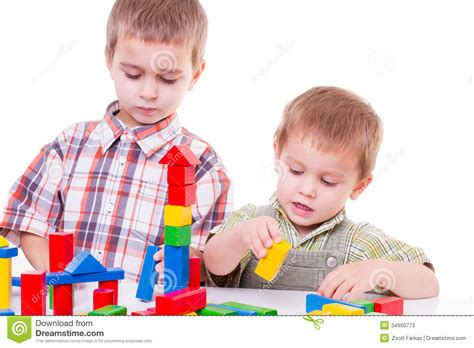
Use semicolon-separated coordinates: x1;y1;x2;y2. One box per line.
299;180;317;198
140;78;158;100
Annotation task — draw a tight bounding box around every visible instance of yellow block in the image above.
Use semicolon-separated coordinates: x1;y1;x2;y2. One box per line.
322;303;364;315
0;236;9;247
307;309;332;315
164;205;192;227
184;311;198;316
0;258;12;309
255;240;291;281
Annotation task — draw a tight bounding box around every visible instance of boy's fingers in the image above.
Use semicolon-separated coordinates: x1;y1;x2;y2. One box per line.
266;219;281;243
252;238;267;259
332;280;354;301
153;246;164;261
257;229;273;248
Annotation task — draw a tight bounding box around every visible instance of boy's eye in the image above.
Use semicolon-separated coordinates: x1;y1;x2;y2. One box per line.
289;168;303;175
160;77;177;84
125;73;141;80
321;178;337;186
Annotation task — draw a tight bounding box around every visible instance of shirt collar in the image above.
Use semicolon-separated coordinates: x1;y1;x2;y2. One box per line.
269;192;346;244
101;101;182;158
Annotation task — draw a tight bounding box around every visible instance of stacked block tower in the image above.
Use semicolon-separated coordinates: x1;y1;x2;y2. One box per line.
132;145;206;315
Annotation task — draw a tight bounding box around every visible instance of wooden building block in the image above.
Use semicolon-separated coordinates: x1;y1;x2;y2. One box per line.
136;245;160;302
0;258;12;309
208;303;257;316
373;297;404;315
98;280;119;305
88;305;127;316
159;145;200;166
0;246;18;258
0;235;9;247
65;251;107;275
197;305;237;316
189;257;201;288
322;303;364;315
131;308;156;316
21;271;46;315
164;225;191;247
168;184;196;206
93;288;115;310
47;268;124;286
49;232;73;272
255;240;291;281
167;166;195;186
350;299;374;313
220;302;277;316
155;287;206;315
164;245;189;293
53;284;73;315
0;309;15;316
164;205;192;227
306;293;365;313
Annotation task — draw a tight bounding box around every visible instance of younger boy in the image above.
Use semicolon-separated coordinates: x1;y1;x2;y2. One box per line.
0;0;233;281
204;86;438;300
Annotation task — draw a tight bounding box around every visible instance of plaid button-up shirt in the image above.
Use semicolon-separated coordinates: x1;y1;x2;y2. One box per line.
0;101;233;281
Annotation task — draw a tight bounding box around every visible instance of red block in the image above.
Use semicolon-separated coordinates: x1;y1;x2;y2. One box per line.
167;166;195;186
98;280;119;305
21;271;46;315
49;232;74;272
159;145;201;166
168;184;196;206
131;308;156;316
155;287;206;315
189;257;201;288
93;288;114;310
373;296;404;315
53;284;73;315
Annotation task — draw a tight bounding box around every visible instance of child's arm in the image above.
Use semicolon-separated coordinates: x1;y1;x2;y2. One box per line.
203;217;281;276
317;259;439;301
19;231;50;271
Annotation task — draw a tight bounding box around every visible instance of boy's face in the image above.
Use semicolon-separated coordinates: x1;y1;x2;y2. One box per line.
106;36;204;128
275;134;372;236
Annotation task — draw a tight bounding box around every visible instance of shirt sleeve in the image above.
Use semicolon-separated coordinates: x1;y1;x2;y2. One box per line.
0;137;66;246
204;204;257;288
347;223;434;270
191;148;234;251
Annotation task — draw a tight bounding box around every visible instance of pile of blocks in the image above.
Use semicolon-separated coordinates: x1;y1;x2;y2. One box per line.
132;145;206;315
0;236;18;316
306;293;404;316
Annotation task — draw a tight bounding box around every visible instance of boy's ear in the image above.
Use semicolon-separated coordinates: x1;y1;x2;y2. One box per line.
188;59;206;91
350;175;373;200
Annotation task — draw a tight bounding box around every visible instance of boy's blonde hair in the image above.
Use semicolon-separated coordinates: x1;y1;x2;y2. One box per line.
274;86;384;180
106;0;208;69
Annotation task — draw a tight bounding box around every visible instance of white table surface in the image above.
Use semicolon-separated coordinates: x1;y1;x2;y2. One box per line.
9;281;472;315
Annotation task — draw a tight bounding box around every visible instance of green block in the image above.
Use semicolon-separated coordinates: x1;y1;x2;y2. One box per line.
88;305;127;316
164;225;191;246
349;299;374;313
197;306;237;316
221;302;277;316
49;286;53;310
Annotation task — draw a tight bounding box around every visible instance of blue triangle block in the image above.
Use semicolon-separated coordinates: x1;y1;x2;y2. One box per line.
65;251;107;275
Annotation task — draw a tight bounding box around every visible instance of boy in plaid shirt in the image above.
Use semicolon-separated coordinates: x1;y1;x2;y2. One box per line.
0;0;233;281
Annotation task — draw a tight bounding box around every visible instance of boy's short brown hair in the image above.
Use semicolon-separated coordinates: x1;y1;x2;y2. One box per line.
106;0;208;69
274;86;384;179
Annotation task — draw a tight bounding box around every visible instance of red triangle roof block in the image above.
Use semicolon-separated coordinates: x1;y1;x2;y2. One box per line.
159;145;201;166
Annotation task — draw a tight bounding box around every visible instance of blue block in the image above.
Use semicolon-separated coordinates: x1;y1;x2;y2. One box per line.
306;293;366;313
0;246;18;258
65;251;107;275
164;245;189;294
0;309;15;316
12;276;21;287
207;304;257;316
46;267;124;285
136;245;160;301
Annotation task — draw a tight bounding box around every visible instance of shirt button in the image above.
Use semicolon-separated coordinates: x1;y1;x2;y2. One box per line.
106;202;114;213
326;256;338;268
119;156;126;165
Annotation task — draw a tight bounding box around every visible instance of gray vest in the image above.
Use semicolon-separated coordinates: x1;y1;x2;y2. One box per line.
239;204;354;291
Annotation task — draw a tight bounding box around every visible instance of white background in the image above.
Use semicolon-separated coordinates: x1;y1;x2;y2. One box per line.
0;1;473;300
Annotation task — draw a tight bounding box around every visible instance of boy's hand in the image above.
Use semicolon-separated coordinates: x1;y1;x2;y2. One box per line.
317;259;390;302
239;216;281;259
